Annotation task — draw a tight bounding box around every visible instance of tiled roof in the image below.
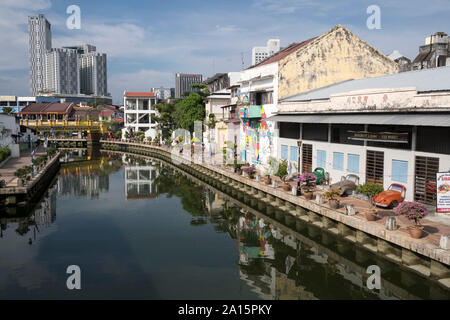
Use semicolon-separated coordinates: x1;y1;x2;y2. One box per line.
124;92;156;98
19;103;73;114
44;103;73;114
247;38;316;69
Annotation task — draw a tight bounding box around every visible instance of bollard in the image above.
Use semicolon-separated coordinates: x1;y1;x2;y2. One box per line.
386;216;398;231
345;204;356;216
315;194;324;205
440;234;450;250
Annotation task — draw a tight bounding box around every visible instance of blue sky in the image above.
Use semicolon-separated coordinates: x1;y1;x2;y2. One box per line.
0;0;449;104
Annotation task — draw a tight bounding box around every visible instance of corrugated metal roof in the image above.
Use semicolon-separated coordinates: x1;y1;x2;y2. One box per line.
282;66;450;102
266;113;450;127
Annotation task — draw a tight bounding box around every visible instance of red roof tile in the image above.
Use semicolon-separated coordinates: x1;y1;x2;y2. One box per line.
247;38;317;69
124;92;156;98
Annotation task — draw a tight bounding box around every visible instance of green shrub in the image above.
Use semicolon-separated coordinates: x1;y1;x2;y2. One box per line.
0;147;11;162
356;183;384;198
275;159;288;181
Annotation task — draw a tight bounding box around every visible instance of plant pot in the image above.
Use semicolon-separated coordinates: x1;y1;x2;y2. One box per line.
365;209;378;221
264;177;272;185
408;225;425;239
282;184;291;192
329;199;340;209
303;191;314;200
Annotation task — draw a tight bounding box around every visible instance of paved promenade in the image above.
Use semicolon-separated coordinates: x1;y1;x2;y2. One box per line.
0;146;46;187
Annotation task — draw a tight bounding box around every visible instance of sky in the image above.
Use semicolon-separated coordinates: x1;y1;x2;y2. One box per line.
0;0;449;104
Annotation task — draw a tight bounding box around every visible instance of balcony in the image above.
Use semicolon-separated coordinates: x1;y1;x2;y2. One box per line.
241;105;262;119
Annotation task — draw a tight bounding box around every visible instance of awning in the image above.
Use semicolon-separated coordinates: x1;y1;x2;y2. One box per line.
265;113;450;127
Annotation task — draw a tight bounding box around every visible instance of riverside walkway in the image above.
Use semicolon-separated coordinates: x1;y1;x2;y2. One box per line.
101;139;450;289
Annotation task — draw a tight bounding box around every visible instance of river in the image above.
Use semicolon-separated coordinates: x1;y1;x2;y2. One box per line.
0;150;448;300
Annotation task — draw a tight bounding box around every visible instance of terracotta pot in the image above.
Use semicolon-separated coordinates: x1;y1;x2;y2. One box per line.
329;199;340;209
408;225;425;239
303;192;314;200
282;184;291;192
264;177;272;185
365;210;378;221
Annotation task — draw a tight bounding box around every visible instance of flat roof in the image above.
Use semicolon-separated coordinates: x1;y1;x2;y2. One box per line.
282;66;450;102
266;112;450;127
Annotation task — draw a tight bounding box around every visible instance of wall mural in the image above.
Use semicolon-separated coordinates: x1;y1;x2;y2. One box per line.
239;104;274;166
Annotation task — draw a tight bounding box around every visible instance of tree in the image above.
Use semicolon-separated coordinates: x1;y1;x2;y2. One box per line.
154;102;176;140
173;83;210;132
2;107;13;115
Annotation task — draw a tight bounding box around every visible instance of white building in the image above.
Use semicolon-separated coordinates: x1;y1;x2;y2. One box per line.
0;114;20;158
272;67;450;206
251;39;280;66
0;96;36;113
237;56;280;167
122;92;158;139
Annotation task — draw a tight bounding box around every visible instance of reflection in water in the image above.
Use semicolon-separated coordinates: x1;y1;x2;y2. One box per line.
0;151;449;300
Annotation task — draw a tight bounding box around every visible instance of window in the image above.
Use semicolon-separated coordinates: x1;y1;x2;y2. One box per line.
392;160;408;183
290;146;298;162
303;123;328;142
280;122;300;139
317;150;326;168
333;152;344;171
281;145;288;160
347;154;360;174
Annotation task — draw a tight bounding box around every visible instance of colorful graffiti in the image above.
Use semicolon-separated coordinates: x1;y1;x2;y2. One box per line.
239;104;274;165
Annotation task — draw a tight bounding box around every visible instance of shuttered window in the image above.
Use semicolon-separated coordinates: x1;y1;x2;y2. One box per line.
333;152;344;171
347;154;360;174
290;146;298;162
317;150;326;168
302;144;313;173
414;156;439;205
366;150;384;186
281;145;288;160
392;160;408;183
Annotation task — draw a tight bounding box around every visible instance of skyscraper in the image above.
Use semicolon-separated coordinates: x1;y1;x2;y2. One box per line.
79;52;108;96
28;15;109;97
175;74;203;98
44;48;80;94
28;14;52;95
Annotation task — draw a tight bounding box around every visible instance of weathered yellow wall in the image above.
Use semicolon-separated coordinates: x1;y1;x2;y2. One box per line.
278;25;399;100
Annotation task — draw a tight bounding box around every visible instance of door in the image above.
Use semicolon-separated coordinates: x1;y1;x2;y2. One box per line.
366;150;384;186
414;156;439;205
302;144;312;173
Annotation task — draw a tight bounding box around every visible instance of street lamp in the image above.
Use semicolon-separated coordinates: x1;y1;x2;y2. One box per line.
297;139;302;195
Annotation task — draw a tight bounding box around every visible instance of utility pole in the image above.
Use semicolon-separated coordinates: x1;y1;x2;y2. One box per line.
241;52;244;70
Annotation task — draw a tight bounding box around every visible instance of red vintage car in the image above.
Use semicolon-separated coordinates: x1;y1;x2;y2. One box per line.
373;183;406;209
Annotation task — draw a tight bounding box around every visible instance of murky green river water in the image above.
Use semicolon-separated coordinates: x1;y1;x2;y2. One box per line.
0;151;449;299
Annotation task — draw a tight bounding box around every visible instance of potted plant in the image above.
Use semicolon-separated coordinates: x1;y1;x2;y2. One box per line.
323;190;341;209
14;168;26;186
274;159;289;190
263;170;272;185
299;172;316;200
394;201;429;239
356;183;384;221
233;161;243;175
243;166;256;179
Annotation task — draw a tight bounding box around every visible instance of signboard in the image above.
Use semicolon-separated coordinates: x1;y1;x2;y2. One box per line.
437;172;450;213
348;131;409;143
